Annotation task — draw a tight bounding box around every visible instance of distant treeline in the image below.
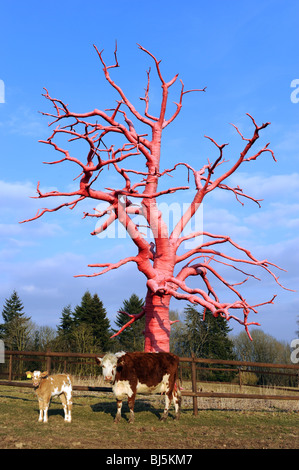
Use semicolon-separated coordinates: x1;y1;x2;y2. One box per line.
0;290;297;386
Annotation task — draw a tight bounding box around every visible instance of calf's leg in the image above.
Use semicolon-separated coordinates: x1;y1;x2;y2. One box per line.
38;397;50;423
60;393;72;422
42;393;51;423
38;398;44;422
66;397;72;423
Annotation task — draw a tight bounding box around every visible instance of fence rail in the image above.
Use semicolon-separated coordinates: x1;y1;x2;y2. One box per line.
0;350;298;415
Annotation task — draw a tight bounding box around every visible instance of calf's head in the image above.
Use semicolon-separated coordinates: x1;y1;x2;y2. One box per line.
26;370;48;388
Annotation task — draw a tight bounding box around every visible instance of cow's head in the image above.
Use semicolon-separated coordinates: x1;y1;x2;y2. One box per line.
26;370;48;388
95;352;126;383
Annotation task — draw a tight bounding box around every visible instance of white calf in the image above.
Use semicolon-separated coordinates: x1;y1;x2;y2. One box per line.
26;370;72;423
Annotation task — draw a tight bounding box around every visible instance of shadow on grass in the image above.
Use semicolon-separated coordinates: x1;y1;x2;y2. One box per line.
90;399;170;422
0;394;35;403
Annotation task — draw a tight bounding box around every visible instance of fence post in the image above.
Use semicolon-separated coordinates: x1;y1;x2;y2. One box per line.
239;368;242;391
191;354;198;416
46;350;51;373
9;354;12;381
179;362;183;385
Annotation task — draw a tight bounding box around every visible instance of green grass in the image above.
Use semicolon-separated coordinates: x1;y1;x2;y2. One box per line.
0;385;298;449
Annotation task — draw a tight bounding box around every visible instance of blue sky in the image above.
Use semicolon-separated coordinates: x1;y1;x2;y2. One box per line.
0;0;298;343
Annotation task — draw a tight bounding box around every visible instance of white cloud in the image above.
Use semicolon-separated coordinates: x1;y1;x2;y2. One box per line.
0;180;36;212
203;207;252;239
228;172;299;201
245;202;299;230
275;125;299;159
0;106;46;137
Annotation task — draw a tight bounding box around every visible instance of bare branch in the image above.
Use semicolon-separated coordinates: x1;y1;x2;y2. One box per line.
94;44;154;128
110;307;146;339
139;67;159;122
74;256;138;278
163;79;206;128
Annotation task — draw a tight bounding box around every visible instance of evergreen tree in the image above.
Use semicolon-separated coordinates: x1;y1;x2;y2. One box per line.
1;290;25;333
57;304;73;335
90;293;111;351
178;305;235;360
56;304;74;351
0;290;32;350
73;291;111;352
112;294;145;351
169;309;186;355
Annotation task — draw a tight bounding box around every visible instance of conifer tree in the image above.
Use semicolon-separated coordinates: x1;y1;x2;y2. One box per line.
90;293;111;351
178;305;235;360
112;294;145;351
73;291;111;351
57;304;74;334
56;304;74;351
0;290;32;350
73;291;93;326
1;290;25;328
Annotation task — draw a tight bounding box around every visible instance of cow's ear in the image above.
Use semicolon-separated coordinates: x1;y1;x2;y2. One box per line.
95;356;102;366
41;371;49;378
115;351;126;358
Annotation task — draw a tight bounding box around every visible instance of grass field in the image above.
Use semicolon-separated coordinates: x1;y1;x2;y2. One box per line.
0;381;298;450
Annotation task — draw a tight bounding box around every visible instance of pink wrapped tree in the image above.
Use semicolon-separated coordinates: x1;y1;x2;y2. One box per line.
21;44;289;352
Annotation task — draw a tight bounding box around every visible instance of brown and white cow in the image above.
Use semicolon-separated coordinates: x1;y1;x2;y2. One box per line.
95;351;181;423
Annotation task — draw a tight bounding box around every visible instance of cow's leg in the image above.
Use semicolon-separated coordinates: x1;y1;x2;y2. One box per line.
127;394;136;424
173;388;181;420
160;393;170;421
114;399;123;423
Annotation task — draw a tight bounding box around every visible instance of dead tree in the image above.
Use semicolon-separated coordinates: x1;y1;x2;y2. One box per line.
21;44;290;352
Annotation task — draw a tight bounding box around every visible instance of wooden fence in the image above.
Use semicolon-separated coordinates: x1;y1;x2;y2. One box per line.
0;350;298;415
